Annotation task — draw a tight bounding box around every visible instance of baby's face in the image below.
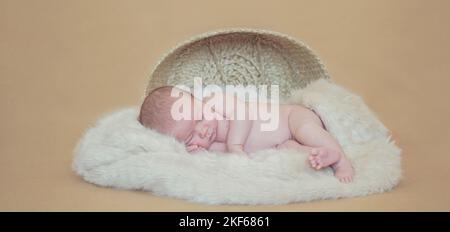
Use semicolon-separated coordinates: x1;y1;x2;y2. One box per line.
182;118;218;149
171;96;218;149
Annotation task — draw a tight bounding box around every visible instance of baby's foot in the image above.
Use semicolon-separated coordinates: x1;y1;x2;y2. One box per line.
309;148;354;183
308;147;341;170
332;156;354;183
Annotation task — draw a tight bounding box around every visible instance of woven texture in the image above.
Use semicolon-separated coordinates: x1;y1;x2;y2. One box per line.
146;28;329;100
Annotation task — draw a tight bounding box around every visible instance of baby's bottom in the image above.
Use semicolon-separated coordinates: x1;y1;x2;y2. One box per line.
281;107;354;183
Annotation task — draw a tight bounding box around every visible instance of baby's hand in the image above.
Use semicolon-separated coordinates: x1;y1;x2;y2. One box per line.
186;144;206;154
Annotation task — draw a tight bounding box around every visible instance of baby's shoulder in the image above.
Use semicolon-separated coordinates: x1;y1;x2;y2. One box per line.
281;104;317;116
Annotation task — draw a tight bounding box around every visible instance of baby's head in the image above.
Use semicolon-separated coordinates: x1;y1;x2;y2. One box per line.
138;86;182;135
139;86;218;149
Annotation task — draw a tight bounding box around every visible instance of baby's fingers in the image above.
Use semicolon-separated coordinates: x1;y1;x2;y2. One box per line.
186;144;198;152
196;147;207;153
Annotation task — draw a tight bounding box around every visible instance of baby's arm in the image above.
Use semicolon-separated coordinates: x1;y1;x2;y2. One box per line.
204;91;253;153
209;142;227;152
226;118;252;153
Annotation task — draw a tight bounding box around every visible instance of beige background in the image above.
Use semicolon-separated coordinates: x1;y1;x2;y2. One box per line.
1;0;450;211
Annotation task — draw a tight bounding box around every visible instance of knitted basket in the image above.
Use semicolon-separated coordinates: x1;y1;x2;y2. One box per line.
145;28;329;100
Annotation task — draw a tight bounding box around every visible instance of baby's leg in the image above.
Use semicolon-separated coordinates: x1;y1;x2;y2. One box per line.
277;140;343;173
288;107;354;183
277;139;313;153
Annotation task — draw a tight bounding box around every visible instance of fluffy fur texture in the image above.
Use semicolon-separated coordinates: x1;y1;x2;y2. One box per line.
73;79;401;205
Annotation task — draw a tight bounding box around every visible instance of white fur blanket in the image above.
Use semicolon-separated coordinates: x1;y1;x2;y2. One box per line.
73;79;401;205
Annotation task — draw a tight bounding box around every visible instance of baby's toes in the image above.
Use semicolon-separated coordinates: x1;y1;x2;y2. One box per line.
316;159;325;169
309;158;318;168
309;156;321;169
339;175;353;183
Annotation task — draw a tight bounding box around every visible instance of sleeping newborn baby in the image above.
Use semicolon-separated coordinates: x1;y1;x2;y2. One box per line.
138;86;354;183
